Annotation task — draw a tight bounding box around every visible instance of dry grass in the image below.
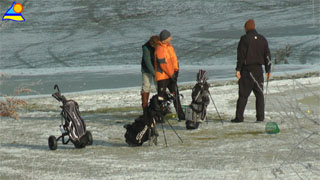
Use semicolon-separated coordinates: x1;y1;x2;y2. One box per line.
0;73;29;120
0;96;28;120
274;44;292;64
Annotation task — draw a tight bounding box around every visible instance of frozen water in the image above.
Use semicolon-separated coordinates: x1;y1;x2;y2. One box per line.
0;0;319;95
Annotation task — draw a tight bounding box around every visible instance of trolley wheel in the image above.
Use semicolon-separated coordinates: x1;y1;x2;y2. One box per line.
86;131;93;145
48;135;57;150
74;141;86;148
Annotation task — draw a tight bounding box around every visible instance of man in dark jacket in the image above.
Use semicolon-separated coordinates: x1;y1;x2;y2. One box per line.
231;19;271;123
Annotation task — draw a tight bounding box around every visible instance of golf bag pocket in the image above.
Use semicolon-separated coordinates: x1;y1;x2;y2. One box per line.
192;83;210;106
186;104;206;129
124;116;151;146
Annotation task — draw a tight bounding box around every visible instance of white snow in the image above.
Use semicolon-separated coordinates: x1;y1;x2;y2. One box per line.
1;76;319;180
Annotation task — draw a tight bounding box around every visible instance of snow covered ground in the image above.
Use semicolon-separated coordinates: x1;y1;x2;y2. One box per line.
0;74;319;180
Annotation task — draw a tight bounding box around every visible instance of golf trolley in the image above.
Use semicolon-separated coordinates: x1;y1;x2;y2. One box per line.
48;85;93;150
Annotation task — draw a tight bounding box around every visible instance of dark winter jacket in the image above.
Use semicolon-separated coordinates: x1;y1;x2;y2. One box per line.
236;30;271;73
141;42;155;76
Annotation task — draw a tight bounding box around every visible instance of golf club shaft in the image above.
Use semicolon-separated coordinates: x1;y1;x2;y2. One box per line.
161;123;168;147
166;119;183;143
265;76;269;106
208;92;223;124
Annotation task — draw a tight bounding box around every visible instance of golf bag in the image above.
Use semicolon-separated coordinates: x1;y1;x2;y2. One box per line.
48;85;92;150
124;94;173;146
186;70;210;129
149;94;173;123
123;115;157;146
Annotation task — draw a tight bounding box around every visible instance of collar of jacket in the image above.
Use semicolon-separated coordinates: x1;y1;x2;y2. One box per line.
143;41;153;49
246;29;257;34
158;41;171;47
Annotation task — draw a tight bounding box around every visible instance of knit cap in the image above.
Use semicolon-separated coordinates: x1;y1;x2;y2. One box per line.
159;29;171;41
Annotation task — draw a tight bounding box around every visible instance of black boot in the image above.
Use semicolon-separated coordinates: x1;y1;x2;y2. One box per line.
231;118;243;123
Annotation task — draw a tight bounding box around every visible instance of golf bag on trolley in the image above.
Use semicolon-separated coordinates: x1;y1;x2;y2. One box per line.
124;93;174;146
186;70;210;129
48;85;93;150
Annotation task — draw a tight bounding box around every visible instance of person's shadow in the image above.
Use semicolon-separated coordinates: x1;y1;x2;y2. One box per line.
92;140;128;147
1;143;73;150
1;139;128;151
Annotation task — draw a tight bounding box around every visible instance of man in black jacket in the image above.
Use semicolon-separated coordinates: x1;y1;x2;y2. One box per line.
231;19;271;123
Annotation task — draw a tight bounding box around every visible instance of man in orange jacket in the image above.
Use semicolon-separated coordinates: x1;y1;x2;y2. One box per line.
154;30;185;120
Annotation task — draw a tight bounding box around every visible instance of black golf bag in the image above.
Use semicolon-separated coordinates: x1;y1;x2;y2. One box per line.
48;85;93;150
186;70;210;129
148;94;173;123
123;115;157;146
124;94;173;146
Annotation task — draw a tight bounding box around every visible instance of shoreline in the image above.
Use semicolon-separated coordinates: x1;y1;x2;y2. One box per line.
3;69;318;100
1;64;319;97
12;71;319;118
182;70;320;91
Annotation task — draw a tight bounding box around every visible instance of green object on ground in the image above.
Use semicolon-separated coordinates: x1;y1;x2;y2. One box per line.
265;122;280;134
181;105;188;112
165;113;177;119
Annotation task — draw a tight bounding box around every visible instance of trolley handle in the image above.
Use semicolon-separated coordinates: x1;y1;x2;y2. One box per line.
52;84;67;103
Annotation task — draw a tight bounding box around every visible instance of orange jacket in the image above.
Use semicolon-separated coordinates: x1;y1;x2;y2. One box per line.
154;42;179;81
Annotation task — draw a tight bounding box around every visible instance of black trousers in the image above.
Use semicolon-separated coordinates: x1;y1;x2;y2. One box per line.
236;68;264;121
157;79;185;120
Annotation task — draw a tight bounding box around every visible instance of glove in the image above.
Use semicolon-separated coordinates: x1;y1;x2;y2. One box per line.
266;72;271;79
171;71;179;82
174;71;179;78
236;71;241;79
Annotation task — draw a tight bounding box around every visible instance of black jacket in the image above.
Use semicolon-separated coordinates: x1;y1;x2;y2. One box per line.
236;30;271;73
